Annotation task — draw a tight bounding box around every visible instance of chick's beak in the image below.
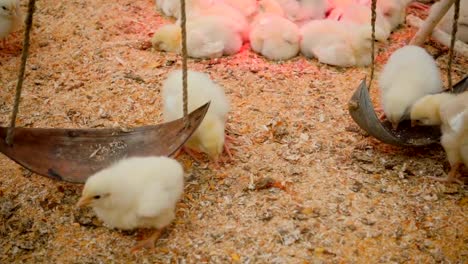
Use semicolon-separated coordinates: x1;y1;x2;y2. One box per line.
411;120;417;127
391;122;399;130
76;196;92;207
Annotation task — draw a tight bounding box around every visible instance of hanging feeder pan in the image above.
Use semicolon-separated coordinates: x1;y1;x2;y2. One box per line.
348;75;468;146
0;102;210;183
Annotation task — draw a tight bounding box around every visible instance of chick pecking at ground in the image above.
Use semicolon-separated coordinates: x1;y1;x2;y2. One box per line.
378;45;443;129
162;70;232;164
0;0;22;47
76;156;185;252
250;13;301;60
151;15;244;59
300;19;387;67
410;92;456;126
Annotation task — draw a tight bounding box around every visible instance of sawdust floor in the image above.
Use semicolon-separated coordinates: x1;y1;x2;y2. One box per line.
1;1;467;263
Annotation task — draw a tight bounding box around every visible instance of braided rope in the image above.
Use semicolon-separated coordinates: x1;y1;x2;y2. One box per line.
6;0;36;145
369;0;377;90
180;0;189;125
447;0;459;91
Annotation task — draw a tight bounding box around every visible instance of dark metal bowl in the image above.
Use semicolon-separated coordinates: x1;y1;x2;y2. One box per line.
348;75;467;147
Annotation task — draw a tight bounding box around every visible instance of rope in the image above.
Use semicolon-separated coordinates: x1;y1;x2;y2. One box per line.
6;0;36;146
447;0;459;91
180;0;189;126
369;0;377;90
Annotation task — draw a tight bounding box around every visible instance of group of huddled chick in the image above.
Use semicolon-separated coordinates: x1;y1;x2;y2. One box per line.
151;0;412;66
379;45;467;184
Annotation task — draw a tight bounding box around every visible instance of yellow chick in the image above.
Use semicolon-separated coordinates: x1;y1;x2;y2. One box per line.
378;45;443;129
249;13;301;60
410;91;468;184
151;24;181;53
77;156;184;251
300;20;387;67
162;70;231;164
152;15;244;59
410;92;457;127
437;92;468;183
0;0;22;47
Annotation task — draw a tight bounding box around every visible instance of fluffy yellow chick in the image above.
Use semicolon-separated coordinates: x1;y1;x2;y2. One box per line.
272;0;326;25
437;92;468;183
152;16;243;59
410;93;456;127
249;13;301;60
155;0;214;19
152;24;181;53
0;0;22;47
184;0;250;41
77;156;184;251
300;19;387;67
378;45;443;129
410;91;468;184
162;70;231;164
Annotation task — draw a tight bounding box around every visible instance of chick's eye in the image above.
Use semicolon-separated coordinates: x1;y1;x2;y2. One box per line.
93;195;101;199
1;6;7;10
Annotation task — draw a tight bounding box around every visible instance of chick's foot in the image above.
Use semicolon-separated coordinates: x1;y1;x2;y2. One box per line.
175;146;204;163
223;134;236;160
131;229;163;253
428;163;464;185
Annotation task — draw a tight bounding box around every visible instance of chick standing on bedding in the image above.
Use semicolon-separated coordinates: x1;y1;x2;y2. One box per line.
438;92;468;183
0;0;22;47
378;45;443;129
300;20;387;67
162;70;232;164
411;92;468;184
77;156;184;251
250;13;301;60
151;15;243;59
